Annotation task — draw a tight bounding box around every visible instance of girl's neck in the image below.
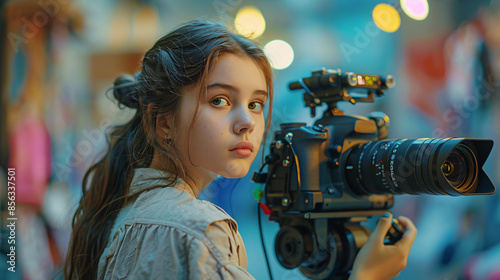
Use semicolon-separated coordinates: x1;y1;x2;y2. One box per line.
148;150;217;198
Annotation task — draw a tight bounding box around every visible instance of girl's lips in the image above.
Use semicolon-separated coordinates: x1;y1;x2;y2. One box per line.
230;141;254;151
230;148;252;157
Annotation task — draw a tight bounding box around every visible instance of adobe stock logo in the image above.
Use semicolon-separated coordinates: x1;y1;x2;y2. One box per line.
7;0;70;53
340;2;403;63
433;74;498;137
213;0;243;23
339;23;382;63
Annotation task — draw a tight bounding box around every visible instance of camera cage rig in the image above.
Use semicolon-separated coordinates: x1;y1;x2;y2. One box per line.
252;68;399;279
253;67;494;280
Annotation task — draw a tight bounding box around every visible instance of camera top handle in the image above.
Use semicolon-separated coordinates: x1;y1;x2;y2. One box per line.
289;68;395;118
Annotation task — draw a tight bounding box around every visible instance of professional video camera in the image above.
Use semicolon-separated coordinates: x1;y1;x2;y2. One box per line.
252;68;496;280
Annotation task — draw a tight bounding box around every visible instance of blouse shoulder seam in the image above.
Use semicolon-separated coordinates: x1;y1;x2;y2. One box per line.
201;261;251;280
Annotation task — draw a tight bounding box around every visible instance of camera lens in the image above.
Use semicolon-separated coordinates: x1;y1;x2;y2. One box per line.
344;138;487;196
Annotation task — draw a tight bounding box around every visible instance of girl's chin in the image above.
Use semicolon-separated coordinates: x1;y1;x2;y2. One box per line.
206;160;253;178
217;170;250;179
215;164;250;178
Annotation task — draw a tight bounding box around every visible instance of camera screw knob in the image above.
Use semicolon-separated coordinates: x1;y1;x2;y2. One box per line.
312;125;327;133
282;198;291;207
276;140;283;149
369;111;390;128
328;145;342;156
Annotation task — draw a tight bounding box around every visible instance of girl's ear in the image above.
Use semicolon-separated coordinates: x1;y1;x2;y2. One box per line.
147;103;174;142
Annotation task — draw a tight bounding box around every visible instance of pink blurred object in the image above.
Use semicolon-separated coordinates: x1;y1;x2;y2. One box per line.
464;242;500;280
488;270;500;280
8;115;52;207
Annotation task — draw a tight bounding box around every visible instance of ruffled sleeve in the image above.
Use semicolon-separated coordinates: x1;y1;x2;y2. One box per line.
189;220;253;279
99;220;254;280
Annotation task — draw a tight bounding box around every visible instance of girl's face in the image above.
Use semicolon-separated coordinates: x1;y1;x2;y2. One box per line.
175;54;268;179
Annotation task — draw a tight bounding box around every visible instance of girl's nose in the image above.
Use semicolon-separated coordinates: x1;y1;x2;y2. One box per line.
233;106;255;135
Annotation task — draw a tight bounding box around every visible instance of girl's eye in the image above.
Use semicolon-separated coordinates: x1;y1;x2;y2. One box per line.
249;101;264;112
211;97;229;107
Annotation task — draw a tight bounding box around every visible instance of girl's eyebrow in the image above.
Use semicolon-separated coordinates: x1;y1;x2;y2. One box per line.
207;82;267;97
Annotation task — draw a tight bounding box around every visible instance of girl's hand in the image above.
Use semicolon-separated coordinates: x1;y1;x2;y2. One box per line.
349;212;417;280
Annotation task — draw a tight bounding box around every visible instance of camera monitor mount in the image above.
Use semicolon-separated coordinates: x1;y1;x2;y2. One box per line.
288;68;395;117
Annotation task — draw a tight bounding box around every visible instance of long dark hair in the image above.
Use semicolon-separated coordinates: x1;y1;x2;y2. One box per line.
64;19;274;279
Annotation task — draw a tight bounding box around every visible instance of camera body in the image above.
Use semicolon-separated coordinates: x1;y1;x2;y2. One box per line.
265;114;393;215
253;68;495;279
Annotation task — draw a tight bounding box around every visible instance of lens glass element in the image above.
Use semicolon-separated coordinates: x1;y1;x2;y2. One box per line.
441;153;466;186
441;144;476;193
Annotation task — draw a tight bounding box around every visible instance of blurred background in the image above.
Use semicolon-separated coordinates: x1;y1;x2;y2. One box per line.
1;0;499;279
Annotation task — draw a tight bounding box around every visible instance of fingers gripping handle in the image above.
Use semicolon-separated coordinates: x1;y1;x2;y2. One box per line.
384;218;405;245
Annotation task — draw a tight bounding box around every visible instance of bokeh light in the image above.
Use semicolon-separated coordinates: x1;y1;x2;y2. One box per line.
401;0;429;21
234;6;266;39
263;40;294;70
372;4;401;33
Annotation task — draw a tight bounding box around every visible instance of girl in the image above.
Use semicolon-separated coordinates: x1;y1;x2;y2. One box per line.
64;19;417;279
